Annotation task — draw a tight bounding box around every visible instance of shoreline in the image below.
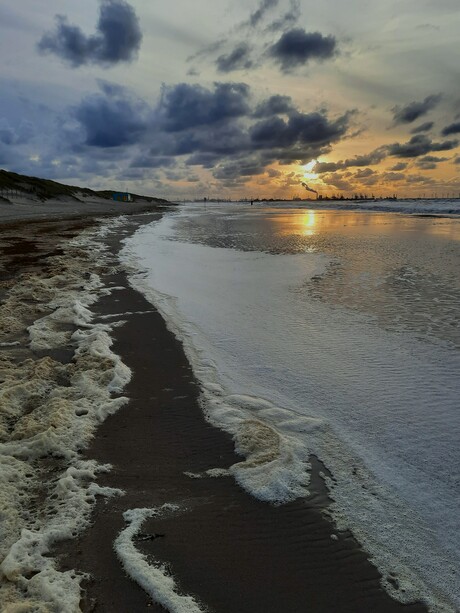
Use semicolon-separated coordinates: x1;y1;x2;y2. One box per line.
0;210;428;612
0;198;173;226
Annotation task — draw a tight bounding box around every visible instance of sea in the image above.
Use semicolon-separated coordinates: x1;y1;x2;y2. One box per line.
121;200;460;611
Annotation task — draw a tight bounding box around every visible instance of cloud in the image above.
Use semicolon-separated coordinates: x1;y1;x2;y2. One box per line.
353;168;375;179
321;172;354;191
253;95;295;117
266;0;301;32
130;154;176;169
74;82;149;147
11;77;351;189
246;0;279;27
157;82;251;132
159;122;250;158
146;83;350;182
411;121;434;134
405;174;435;185
268;28;337;71
0;119;16;145
418;155;449;163
250;111;349;149
391;94;441;124
313;148;387;173
214;158;266;180
387;134;458;158
185;152;221;168
389;162;408;171
0;119;34;145
187;39;227;63
382;172;406;182
216;43;253;72
37;0;142;67
416;23;440;31
441;122;460;136
415;155;449;170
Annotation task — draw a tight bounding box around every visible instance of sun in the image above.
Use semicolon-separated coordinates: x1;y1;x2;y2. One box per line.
303;160;318;180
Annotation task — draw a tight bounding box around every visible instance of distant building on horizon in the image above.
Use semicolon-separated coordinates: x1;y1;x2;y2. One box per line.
112;192;133;202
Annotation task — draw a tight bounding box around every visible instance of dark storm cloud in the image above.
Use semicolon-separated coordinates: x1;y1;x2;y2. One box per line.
268;28;337;71
387;134;458;158
410;121;434;134
253;95;295;117
313;148;387;173
216;44;253;73
148;83;351;181
161;122;250;157
130;154;176;169
391;94;441;124
185;152;222;167
74;82;149;147
214;158;266;180
157;82;251;132
441;122;460;136
38;0;142;67
312;161;341;173
54;78;352;185
250;111;348;149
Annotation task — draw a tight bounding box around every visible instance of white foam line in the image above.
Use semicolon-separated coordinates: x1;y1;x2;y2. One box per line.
114;505;204;613
98;310;155;320
0;215;134;610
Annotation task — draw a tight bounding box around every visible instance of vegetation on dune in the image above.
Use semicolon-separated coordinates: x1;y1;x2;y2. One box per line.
0;169;168;203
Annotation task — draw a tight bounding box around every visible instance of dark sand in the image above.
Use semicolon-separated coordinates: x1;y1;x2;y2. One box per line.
0;197;171;224
1;208;428;612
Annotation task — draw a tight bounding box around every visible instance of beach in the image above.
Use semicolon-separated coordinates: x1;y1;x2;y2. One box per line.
3;0;460;608
0;200;456;611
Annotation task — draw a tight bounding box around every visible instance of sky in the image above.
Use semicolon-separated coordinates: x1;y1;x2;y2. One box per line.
1;0;459;200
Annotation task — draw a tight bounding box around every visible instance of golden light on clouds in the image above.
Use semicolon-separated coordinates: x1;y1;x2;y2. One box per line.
303;160;318;180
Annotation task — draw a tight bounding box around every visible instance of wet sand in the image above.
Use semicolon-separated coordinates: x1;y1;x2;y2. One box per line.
0;197;171;224
0;209;428;612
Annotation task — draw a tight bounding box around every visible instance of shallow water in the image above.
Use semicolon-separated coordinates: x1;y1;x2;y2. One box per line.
123;203;460;611
172;206;460;347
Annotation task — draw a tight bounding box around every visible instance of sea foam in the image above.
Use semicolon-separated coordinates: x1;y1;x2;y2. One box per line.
114;505;204;613
0;216;130;611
